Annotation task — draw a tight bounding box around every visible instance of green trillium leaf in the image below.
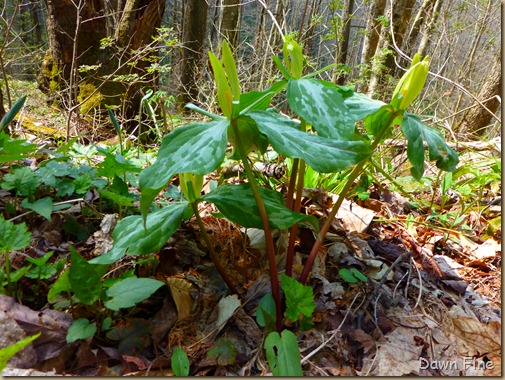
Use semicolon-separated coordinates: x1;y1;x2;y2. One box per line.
287;78;355;140
90;202;188;264
401;113;459;180
249;110;371;172
139;119;229;217
202;183;319;231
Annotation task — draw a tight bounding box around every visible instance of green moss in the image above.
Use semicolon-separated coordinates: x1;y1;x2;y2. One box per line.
77;82;104;114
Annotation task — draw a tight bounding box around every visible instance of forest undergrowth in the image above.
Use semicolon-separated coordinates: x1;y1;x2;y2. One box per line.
0;42;501;376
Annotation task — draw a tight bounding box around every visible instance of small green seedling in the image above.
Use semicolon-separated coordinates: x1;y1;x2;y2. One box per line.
339;267;368;283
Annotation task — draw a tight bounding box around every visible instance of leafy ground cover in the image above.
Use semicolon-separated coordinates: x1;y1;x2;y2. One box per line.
0;44;501;376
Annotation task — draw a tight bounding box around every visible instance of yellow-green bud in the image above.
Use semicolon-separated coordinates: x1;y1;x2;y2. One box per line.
391;54;430;111
179;172;204;203
282;35;304;79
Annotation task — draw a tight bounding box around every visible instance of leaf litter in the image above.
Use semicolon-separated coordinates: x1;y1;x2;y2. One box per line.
0;172;501;376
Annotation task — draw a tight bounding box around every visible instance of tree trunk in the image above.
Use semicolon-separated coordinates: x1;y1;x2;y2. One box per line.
366;0;416;99
359;0;387;65
457;51;501;137
220;0;241;50
404;0;437;57
177;0;208;110
333;0;354;85
416;0;443;58
38;0;166;125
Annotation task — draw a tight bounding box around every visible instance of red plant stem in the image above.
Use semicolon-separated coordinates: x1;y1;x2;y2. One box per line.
285;159;305;277
299;110;399;284
231;119;282;331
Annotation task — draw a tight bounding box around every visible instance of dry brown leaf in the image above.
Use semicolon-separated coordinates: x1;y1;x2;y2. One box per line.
360;327;422;376
473;238;500;260
165;277;194;319
334;198;375;233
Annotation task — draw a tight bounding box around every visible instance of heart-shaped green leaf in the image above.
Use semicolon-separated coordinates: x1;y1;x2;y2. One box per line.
66;318;97;343
21;197;53;221
249;110;371;172
264;330;303;376
202;183;318;231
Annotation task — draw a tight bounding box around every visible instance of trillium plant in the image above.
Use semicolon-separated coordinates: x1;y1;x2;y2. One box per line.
96;36;458;364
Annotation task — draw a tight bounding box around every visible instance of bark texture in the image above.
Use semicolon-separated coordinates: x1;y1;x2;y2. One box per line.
177;0;208;109
457;51;501;137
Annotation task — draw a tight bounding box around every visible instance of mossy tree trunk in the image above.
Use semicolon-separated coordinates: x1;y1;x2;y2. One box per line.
38;0;165;128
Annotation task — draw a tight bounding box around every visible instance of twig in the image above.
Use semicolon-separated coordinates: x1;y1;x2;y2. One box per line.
300;292;362;365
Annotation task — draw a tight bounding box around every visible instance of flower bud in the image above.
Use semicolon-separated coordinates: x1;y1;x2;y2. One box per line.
282;36;304;79
391;54;430;111
179;172;203;203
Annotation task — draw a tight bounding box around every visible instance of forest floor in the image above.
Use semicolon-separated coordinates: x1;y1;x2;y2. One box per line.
0;82;502;376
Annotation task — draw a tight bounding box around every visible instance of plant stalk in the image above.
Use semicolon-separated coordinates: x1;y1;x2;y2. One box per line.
231;119;282;331
299;111;399;284
285;158;305;277
191;202;238;295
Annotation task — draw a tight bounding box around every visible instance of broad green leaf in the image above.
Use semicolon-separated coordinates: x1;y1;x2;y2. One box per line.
139;119;229;215
66;318;97;343
207;338;237;366
264;330;303;376
104;276;164;310
228;116;269;157
25;251;55;279
55;178;75;197
7;265;32;283
364;104;396;139
344;92;386;122
401;113;459;180
37;161;73;187
95;148;141;178
172;347;190;376
1;166;41;196
249;110;371;172
68;247;104;304
0;136;38;163
99;189;134;207
350;267;367;282
256;292;276;332
0;332;40;372
202;183;319;231
73;173;93;195
21;197;53;221
281;274;315;322
238;80;287;115
287;78;355;140
0;215;31;252
339;268;367;283
90;202;188;265
48;269;70;302
0;96;26;132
